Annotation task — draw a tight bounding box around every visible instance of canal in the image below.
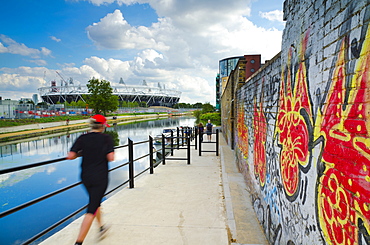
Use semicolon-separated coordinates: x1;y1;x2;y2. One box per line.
0;116;196;245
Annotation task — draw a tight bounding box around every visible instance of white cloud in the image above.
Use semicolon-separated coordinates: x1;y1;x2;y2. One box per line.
50;36;61;42
0;34;52;58
0;1;283;104
86;9;169;51
0;71;46;95
28;59;48;66
259;10;284;23
83;3;282;103
57;177;67;184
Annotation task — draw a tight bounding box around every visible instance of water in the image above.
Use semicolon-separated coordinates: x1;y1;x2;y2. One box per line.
0;117;196;245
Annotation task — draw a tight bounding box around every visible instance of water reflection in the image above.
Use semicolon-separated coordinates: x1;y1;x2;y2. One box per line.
0;116;195;245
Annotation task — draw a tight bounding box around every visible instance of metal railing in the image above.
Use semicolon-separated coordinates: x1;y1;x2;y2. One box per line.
199;129;219;156
0;128;196;244
161;130;191;165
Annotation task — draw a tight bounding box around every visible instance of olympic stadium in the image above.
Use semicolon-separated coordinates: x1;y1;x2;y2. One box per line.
38;80;181;107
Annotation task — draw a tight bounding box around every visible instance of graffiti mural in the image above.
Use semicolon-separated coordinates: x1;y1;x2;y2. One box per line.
228;1;370;244
275;31;314;201
236;103;249;158
315;27;370;245
253;85;267;187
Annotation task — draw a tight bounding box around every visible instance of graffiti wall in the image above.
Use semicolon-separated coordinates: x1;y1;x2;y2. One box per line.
231;1;370;244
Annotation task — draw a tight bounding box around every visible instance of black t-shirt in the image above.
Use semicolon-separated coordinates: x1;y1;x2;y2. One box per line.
70;132;114;181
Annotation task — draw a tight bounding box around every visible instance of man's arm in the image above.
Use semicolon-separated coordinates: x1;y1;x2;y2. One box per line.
107;152;115;162
66;151;77;160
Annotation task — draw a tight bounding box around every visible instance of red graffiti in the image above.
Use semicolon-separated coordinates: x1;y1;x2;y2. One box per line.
276;31;312;198
317;34;370;244
237;105;249;158
253;95;267;187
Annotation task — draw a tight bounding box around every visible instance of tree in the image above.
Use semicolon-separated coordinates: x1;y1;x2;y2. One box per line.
37;101;48;108
193;110;202;121
84;78;119;116
193;102;203;108
202;102;215;114
77;100;86;108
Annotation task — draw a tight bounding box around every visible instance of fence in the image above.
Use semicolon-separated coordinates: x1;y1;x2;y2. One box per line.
0;128;197;244
199;129;219;156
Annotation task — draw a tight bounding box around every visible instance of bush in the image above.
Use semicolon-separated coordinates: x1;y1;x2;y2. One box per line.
192;110;202;121
200;112;221;126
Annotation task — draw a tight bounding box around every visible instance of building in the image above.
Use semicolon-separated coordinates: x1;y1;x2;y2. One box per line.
0;99;18;119
38;81;181;108
216;55;261;111
32;94;39;104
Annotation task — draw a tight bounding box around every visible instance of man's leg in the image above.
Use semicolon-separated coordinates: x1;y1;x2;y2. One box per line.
76;213;95;243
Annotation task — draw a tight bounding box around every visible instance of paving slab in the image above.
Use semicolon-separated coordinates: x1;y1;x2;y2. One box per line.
39;135;268;245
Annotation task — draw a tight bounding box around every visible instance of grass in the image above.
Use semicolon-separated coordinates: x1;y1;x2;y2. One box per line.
0;112;169;128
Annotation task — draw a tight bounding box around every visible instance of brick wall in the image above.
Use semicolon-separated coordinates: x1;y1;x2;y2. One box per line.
229;0;370;244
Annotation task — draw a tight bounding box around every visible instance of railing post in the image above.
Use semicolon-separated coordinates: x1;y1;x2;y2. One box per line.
177;127;180;150
187;135;191;165
181;127;184;146
128;138;134;188
199;132;202;156
194;127;197;150
216;129;219;156
171;130;174;156
162;134;166;165
149;135;154;174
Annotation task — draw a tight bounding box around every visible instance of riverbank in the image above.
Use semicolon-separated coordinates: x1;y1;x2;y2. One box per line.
0;114;177;143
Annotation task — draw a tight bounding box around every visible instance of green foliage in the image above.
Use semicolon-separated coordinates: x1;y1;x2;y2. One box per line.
119;101;139;108
200;112;221;126
193;110;202;121
174;103;191;109
173;102;215;109
36;102;48;108
77;100;87;108
201;102;215;114
84;78;119;116
192;102;203;108
104;130;120;146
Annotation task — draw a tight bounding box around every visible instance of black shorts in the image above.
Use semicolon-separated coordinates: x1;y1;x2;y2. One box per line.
82;177;108;214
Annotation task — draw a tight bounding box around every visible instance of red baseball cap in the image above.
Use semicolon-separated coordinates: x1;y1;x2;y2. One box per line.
91;114;110;127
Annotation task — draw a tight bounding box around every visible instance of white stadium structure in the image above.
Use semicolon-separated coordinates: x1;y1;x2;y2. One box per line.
38;79;181;107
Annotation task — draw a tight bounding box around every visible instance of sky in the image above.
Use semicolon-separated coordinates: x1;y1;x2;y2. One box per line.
0;0;285;105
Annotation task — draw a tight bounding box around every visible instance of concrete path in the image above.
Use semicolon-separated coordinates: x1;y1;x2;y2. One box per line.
39;136;268;245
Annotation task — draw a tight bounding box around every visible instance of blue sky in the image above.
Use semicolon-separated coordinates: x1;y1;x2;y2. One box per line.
0;0;285;104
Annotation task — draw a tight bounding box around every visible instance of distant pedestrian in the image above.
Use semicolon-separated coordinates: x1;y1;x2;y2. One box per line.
66;114;114;245
198;122;204;142
66;118;70;126
206;120;213;142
